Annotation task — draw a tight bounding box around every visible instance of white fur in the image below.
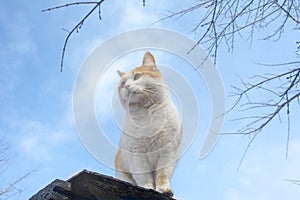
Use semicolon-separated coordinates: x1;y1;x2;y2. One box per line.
116;69;181;195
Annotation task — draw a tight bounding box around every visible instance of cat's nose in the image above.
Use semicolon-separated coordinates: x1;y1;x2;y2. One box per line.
124;84;130;89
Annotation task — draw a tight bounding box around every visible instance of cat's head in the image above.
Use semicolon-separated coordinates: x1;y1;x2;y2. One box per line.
117;52;168;110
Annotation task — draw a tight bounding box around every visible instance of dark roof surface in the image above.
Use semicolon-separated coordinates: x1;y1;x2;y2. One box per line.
30;170;176;200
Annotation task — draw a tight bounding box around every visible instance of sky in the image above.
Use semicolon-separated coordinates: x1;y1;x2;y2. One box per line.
0;0;300;199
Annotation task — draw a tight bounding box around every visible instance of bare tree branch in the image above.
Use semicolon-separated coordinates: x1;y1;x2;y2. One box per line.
228;64;300;168
41;2;100;12
275;0;300;23
42;0;105;72
0;137;34;199
159;0;300;60
0;170;35;200
0;138;10;165
43;0;149;71
284;179;300;186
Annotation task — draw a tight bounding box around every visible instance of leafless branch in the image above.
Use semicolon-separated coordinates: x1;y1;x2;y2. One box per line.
41;2;100;12
0;137;34;199
43;0;150;71
42;0;105;72
159;0;300;60
228;64;300;168
0;170;35;200
253;61;300;66
284;179;300;186
0;138;10;165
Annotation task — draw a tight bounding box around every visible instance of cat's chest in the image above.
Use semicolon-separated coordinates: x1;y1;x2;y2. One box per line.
123;111;166;137
121;103;180;152
121;125;176;154
124;103;176;136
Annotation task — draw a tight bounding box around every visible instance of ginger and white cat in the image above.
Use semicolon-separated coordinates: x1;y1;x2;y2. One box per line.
115;52;182;197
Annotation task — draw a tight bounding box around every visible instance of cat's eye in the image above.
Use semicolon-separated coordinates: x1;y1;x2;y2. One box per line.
120;81;125;88
133;73;143;81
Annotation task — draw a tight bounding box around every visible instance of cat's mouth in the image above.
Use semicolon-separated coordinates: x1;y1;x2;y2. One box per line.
130;91;143;98
127;90;140;96
127;89;141;95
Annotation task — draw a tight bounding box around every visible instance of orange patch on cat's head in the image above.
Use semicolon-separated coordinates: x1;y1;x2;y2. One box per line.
130;51;162;78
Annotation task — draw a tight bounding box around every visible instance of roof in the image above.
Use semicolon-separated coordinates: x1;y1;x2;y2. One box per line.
30;170;177;200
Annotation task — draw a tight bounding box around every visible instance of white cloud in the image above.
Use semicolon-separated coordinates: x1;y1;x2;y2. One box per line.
9;118;75;161
289;139;300;157
122;4;158;27
111;1;163;30
218;136;300;200
225;188;246;200
0;9;37;101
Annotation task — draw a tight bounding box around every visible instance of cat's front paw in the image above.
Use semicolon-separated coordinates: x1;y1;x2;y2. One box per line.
156;186;174;197
142;182;155;190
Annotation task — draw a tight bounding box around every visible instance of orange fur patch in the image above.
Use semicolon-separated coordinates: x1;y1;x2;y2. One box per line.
130;65;162;78
115;150;131;177
155;172;169;187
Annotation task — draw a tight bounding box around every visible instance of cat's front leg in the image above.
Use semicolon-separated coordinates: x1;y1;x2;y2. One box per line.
129;155;155;189
132;172;155;189
155;168;174;197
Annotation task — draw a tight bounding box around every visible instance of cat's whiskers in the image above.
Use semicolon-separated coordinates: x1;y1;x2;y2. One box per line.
140;90;156;104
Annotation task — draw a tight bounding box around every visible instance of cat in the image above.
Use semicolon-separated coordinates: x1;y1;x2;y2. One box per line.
115;51;182;197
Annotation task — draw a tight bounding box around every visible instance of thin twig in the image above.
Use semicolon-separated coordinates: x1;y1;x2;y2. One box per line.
42;2;99;12
274;1;300;23
60;0;105;72
42;1;105;71
284;179;300;186
42;1;98;12
225;59;300;168
159;0;299;62
0;170;35;198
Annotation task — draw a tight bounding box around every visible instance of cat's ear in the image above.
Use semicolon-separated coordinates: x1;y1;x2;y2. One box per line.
117;69;125;77
142;51;157;71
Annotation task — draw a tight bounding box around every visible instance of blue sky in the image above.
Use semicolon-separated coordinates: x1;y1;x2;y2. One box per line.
1;0;300;199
